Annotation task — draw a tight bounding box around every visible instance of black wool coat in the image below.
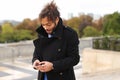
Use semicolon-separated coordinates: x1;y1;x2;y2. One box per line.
32;18;80;80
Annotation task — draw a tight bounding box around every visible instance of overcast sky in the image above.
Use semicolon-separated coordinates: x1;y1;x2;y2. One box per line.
0;0;120;21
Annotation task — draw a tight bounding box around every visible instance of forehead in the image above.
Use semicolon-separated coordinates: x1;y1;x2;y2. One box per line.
41;17;53;24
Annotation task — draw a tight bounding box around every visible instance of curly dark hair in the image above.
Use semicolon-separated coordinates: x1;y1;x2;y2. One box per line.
39;1;60;22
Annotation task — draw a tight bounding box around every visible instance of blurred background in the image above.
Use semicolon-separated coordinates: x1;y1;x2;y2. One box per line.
0;0;120;80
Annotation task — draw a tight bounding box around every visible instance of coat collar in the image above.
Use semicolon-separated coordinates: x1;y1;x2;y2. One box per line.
36;18;65;39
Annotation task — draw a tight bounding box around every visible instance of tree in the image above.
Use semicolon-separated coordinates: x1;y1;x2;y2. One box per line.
83;26;101;37
2;22;14;34
65;17;81;36
66;17;80;29
13;30;33;41
16;18;38;36
0;25;2;33
0;22;15;42
103;11;120;36
78;14;93;37
92;17;103;31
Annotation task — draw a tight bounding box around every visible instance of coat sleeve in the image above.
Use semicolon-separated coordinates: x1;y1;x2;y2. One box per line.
32;39;41;64
52;30;80;72
32;47;39;64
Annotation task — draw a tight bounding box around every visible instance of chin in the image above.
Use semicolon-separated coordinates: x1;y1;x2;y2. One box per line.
47;31;52;34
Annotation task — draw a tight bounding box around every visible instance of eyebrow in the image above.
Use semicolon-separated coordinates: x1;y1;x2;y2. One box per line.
42;23;50;25
42;21;52;25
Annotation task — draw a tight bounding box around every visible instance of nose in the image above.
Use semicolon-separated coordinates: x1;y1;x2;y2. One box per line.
43;25;48;30
44;27;47;30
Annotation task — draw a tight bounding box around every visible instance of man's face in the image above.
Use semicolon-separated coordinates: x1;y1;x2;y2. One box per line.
41;17;58;34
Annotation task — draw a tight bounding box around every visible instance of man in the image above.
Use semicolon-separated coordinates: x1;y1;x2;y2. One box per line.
32;1;80;80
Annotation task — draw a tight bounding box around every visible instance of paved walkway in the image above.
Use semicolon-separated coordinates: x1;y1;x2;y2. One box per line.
76;69;120;80
0;57;120;80
0;57;37;80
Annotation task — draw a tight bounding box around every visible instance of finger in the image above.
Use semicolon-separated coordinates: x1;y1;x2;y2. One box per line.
40;62;45;65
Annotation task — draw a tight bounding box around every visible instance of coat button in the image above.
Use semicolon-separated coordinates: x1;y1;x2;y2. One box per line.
53;32;55;34
59;72;63;75
58;49;61;52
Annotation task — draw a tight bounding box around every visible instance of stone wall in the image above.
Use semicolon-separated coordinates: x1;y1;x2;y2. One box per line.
82;48;120;74
0;37;93;61
0;41;34;60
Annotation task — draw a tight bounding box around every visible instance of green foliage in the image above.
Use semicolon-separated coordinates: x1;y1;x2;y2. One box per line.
0;18;38;43
0;32;14;43
100;37;110;50
16;18;37;34
93;38;100;49
103;12;120;36
83;26;101;37
2;22;14;33
0;34;5;43
78;14;93;37
65;15;94;38
0;21;36;43
0;29;33;43
0;25;2;33
65;17;81;37
93;36;120;51
66;17;80;29
13;30;33;42
0;22;15;43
